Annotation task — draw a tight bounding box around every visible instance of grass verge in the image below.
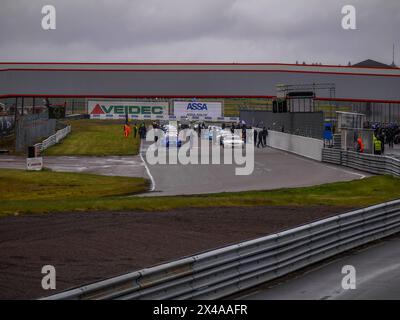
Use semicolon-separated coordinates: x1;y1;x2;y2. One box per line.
44;119;140;156
0;170;399;216
0;169;149;214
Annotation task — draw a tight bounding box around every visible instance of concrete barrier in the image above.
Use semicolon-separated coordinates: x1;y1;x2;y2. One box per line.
266;130;323;161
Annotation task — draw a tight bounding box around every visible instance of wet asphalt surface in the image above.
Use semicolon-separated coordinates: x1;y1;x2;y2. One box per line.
140;140;368;196
0;143;367;196
240;234;400;300
0;155;147;178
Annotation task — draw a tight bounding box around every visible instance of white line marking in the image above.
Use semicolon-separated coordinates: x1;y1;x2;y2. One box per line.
322;164;366;179
140;142;156;192
255;161;272;172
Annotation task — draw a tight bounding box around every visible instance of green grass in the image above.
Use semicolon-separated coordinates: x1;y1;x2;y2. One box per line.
1;170;400;216
0;168;148;200
44;119;140;156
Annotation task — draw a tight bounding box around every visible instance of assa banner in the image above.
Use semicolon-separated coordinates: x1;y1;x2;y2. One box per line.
173;101;222;118
88;100;168;116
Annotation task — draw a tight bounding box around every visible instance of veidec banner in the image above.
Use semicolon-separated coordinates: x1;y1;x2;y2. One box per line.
88;100;168;116
173;101;223;118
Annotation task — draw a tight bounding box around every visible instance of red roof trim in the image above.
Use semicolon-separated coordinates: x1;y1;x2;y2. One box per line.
0;61;399;71
2;68;400;77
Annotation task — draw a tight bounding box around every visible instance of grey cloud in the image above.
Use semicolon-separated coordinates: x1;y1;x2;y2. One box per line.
0;0;399;64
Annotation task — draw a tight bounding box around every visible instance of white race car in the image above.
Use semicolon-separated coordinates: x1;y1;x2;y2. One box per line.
217;129;233;142
221;134;245;148
208;126;222;140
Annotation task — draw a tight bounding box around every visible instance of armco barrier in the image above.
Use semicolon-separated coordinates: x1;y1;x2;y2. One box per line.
321;147;341;165
322;148;400;177
43;199;400;300
265;130;323;161
34;125;71;152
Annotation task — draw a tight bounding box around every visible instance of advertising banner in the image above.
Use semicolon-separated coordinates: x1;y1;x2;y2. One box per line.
88;100;168;117
173;101;222;118
26;157;43;171
90;113;239;122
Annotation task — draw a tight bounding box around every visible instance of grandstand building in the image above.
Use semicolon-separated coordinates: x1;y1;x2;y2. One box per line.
1;62;400;123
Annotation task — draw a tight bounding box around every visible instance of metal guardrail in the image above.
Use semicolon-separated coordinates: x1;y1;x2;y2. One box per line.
322;148;341;165
322;148;400;177
43;199;400;300
34;125;71;152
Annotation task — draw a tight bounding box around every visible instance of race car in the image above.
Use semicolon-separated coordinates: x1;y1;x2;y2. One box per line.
208;126;222;140
161;122;182;148
221;134;245;148
161;133;182;148
217;129;235;144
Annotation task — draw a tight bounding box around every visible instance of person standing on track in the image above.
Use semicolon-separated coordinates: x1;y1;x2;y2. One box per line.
139;123;147;139
254;129;258;146
262;127;268;147
257;129;264;148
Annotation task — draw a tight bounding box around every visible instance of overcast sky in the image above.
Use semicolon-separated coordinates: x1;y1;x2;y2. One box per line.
0;0;399;65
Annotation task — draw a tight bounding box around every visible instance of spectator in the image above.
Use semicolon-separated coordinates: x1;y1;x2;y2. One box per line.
242;126;247;142
262;127;268;147
373;134;382;155
257;130;264;148
356;137;364;153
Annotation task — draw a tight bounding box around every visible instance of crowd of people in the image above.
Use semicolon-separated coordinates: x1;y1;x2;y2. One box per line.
371;123;400;151
356;123;400;155
125;121;273;150
123;122;147;139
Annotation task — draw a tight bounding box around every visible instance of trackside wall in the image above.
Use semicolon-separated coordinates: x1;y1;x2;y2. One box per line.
266;131;324;161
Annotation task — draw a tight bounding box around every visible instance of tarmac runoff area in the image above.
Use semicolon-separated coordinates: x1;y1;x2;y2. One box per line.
239;234;400;300
0;143;368;195
138;141;368;196
0;155;147;178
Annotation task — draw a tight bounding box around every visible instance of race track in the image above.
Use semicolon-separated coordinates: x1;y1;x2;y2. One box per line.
240;235;400;300
140;140;368;196
0;141;368;196
0;155;147;178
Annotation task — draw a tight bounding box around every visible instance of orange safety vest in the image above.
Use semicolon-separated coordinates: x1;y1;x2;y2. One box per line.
123;124;131;138
357;138;364;153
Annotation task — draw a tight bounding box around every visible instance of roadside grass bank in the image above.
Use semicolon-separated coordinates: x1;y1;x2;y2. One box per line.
43;119;140;156
0;172;399;216
0;169;149;214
